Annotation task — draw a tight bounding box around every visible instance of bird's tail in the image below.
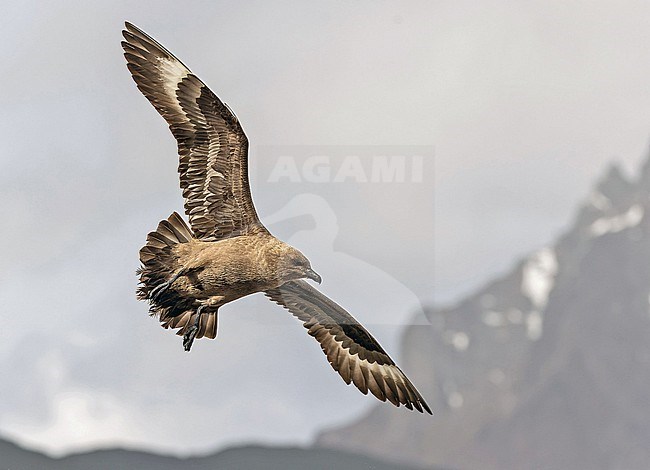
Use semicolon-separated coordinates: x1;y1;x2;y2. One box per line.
136;212;193;307
162;309;219;340
138;211;193;265
136;213;219;342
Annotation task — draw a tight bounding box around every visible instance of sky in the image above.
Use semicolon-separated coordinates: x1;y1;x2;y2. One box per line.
1;0;650;458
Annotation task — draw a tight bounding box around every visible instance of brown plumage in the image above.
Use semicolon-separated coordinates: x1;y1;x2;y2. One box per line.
123;22;431;414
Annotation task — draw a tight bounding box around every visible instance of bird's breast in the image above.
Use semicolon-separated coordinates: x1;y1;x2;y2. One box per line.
175;236;280;300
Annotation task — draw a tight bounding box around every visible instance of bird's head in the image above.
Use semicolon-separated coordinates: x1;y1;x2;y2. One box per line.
276;245;322;285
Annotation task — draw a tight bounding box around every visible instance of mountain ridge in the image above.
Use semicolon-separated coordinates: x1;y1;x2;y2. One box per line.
0;435;435;470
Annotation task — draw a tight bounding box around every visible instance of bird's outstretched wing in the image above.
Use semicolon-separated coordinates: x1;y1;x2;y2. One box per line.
266;280;432;414
122;22;267;240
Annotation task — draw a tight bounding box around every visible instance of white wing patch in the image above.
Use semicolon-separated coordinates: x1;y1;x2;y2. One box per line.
154;56;191;122
157;55;189;96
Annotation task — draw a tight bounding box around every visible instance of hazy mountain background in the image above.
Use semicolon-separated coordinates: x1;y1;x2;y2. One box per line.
2;1;650;469
318;156;650;468
5;154;650;468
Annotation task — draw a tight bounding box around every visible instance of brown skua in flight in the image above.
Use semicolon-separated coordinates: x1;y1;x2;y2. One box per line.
122;22;431;414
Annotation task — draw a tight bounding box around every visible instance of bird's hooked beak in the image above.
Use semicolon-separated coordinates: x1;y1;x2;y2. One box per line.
305;268;322;284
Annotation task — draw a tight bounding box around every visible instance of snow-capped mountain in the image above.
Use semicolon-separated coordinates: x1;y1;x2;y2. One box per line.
317;155;650;470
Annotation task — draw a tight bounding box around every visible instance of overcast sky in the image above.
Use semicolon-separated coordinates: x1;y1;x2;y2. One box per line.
1;0;650;458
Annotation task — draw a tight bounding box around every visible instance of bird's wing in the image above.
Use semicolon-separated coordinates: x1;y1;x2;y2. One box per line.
265;280;432;414
121;22;267;240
